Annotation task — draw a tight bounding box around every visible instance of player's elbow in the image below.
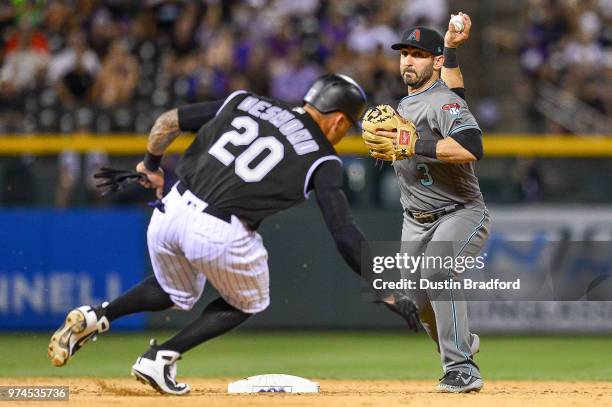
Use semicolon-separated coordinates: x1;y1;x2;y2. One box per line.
333;231;355;254
330;225;356;250
447;147;480;164
450;146;479;163
153;109;178;131
330;224;363;255
467;145;483;161
450;128;483;161
471;142;483;161
331;229;363;272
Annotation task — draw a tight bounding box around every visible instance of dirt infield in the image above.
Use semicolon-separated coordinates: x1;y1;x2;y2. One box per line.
2;378;611;406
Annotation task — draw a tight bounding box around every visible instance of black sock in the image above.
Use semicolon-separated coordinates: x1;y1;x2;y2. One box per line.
103;275;174;322
160;297;251;354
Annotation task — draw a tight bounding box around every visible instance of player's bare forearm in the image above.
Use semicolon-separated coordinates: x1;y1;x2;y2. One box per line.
147;108;181;155
441;66;464;89
435;137;477;163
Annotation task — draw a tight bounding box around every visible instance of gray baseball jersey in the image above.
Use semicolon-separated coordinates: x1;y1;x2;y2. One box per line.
395;80;484;212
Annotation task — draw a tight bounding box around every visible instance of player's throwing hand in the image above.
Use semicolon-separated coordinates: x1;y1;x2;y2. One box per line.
445;12;472;48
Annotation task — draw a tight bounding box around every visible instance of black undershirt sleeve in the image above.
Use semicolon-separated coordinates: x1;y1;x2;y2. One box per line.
450;87;466;100
177;100;224;132
450;127;483;160
310;161;387;299
311;161;364;274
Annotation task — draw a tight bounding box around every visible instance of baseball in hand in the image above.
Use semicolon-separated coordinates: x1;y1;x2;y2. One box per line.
450;15;464;33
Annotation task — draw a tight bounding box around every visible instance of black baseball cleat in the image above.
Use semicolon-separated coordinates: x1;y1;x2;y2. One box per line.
436;370;484;393
131;339;190;395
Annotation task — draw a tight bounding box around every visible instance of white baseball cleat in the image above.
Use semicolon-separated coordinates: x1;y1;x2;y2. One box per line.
131;339;191;395
48;304;110;367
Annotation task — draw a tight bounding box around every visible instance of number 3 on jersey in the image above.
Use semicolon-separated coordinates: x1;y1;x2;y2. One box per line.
416;163;434;186
209;116;284;182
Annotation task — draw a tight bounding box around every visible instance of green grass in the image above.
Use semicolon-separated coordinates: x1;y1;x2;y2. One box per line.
2;332;611;380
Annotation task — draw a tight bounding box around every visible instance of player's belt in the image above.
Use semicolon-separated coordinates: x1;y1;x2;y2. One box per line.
176;182;233;224
406;203;465;224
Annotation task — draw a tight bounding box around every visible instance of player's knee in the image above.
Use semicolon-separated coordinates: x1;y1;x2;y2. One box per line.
171;297;197;311
237;295;269;314
219;285;270;314
250;297;270;314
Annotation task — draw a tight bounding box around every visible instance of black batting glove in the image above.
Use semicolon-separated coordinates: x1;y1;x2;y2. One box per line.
93;167;146;196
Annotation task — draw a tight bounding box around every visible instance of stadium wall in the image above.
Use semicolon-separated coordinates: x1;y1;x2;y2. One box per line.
1;204;611;333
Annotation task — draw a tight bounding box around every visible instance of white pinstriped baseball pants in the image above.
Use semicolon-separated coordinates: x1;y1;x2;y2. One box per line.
146;184;270;314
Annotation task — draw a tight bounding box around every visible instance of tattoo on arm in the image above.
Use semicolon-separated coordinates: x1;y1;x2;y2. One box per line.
147;109;180;155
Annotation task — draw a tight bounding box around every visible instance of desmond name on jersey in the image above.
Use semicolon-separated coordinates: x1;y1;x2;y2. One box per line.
236;95;320;155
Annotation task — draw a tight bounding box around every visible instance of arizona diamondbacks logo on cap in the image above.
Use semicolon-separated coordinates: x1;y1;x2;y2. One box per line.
407;29;421;42
406;28;421;42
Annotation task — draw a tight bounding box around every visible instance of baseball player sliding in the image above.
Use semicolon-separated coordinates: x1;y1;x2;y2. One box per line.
362;13;490;393
48;74;419;395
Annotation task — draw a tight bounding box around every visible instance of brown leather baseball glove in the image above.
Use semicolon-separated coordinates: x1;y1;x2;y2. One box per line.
361;105;418;161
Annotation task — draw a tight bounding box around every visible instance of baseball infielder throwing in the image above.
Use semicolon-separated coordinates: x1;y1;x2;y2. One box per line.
363;14;490;393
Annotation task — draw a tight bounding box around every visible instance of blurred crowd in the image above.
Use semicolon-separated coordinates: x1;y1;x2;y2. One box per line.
478;0;612;202
1;0;610;207
0;0;448;134
512;0;612;133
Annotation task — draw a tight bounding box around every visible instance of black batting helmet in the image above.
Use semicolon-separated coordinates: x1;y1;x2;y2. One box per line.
303;74;367;125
